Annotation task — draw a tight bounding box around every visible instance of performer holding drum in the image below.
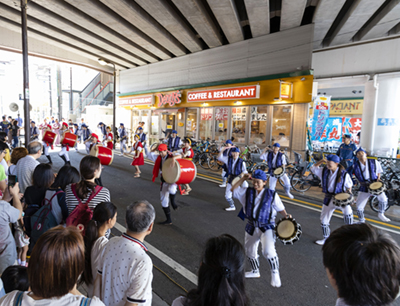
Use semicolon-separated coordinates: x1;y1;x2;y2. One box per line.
260;143;294;199
42;124;55;164
231;170;294;287
59;122;77;165
353;147;390;222
73;124;79;151
311;155;353;245
146;143;181;225
181;139;194;195
218;146;248;211
104;126;114;150
126;134;144;178
219;140;234;188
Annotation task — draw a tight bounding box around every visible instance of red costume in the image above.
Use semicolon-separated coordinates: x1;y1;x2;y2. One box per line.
182;147;194;159
106;132;113;150
131;141;144;166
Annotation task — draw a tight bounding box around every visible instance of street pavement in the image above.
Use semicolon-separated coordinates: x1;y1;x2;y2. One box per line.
40;145;400;306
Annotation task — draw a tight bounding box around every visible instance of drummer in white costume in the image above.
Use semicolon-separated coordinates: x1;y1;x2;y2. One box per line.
146;143;181;225
218;146;248;211
59;122;71;165
311;154;353;245
260;143;294;199
353;147;390;222
232;170;292;287
42;124;54;164
218;139;234;188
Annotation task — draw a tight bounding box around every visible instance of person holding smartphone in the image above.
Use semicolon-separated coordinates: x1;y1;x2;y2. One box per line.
0;142;9;197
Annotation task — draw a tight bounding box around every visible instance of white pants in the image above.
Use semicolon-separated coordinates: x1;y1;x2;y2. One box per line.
59;146;70;161
42;142;50;156
225;181;248;202
320;198;353;225
269;174;290;190
160;182;177;208
245;228;277;260
120;139;127;153
356;191;388;211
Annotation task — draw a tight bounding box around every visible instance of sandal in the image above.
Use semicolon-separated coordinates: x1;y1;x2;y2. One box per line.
134;173;141;178
182;192;190;196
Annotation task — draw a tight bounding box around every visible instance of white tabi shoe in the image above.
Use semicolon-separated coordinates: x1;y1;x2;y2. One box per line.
225;206;236;211
245;270;260;278
315;238;326;246
378;213;391;222
270;271;281;288
286;192;294;199
219;184;227;188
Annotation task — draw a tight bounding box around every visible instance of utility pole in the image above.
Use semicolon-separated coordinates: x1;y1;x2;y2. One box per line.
48;68;52;117
69;66;73;116
21;0;30;147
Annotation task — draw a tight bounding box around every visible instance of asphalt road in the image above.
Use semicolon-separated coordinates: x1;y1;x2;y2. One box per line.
40;147;400;306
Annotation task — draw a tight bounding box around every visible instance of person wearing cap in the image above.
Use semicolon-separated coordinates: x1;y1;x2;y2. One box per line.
85;133;100;154
260;143;294;199
136;127;147;147
218;140;234;188
165;130;182;152
97;122;107;141
146;143;181;224
311;154;354;245
72;123;80;152
104;126;113;150
42;124;54;164
181;138;194;195
353;147;390;222
30;121;39;140
126;134;144;178
0;116;9;135
82;124;92;143
218;145;248;211
231;169;292;287
337;133;357;174
118;123;128;154
58;122;71;165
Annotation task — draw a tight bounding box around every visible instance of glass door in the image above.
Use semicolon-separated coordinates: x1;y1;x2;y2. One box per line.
214;107;229;142
199;108;213;140
131;110;140;145
231;107;247;144
250;106;268;145
161;112;176;139
186;109;197;139
150;112;160;145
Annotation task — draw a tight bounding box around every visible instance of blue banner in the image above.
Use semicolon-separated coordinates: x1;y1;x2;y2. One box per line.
311;96;331;141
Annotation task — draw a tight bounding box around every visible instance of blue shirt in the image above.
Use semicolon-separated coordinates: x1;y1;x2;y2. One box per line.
336;142;357;165
16;117;23;127
0;121;8;133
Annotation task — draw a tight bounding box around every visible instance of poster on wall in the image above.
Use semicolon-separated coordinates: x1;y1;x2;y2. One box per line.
251;107;267;121
232;107;247;121
311;96;331;141
342;117;362;139
215;107;228;121
200;108;213;121
320;117;342;142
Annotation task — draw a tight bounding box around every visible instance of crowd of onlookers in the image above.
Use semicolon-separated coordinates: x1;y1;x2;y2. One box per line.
0;119;399;305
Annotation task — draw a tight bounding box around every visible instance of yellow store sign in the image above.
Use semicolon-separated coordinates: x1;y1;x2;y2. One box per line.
330;99;363;115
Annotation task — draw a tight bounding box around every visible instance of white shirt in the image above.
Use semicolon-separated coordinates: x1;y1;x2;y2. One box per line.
87;236;109;297
260;152;287;167
218;155;248;175
233;186;285;220
16;155;40;193
311;166;353;193
146;151;168;176
98;234;153;306
164;136;182;148
0;291;104;306
356;159;383;181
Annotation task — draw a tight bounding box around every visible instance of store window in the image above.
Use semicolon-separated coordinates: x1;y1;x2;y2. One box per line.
186;109;197;139
177;111;185;136
250;106;267;145
131;110;140;143
141;110;150;134
231;107;247;144
199;108;213;140
272;105;292;147
161;113;176;133
215;107;229;141
150;112;159;145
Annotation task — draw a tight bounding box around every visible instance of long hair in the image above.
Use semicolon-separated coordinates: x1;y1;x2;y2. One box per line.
185;234;249;306
32;164;54;189
75;155;101;199
335;163;347;185
51;165;80;191
79;202;117;286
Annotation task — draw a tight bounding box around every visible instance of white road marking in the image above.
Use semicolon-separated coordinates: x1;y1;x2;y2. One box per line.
113;222;198;285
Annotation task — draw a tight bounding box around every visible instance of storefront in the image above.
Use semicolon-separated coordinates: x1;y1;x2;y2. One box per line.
117;74;313;152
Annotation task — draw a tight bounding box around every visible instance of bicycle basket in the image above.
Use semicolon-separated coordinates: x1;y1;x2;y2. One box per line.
250;153;263;163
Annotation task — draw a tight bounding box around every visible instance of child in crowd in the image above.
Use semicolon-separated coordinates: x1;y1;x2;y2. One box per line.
0;265;29;294
13;219;29;267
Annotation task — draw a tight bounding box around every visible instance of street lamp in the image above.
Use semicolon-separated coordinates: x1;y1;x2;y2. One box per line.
98;58;116;149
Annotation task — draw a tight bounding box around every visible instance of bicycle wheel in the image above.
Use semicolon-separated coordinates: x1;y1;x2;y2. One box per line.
199;153;210;170
208;156;222;171
278;166;295;187
251;162;268;173
369;196;390;212
291;171;312;192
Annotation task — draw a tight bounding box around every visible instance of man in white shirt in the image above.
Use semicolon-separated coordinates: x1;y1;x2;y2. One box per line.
232;170;292;287
95;201;155;306
15;141;42;193
311;155;353;245
352;147;390;222
218;146;248;211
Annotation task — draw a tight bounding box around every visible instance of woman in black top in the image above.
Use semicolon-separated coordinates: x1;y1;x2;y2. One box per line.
11;120;19;148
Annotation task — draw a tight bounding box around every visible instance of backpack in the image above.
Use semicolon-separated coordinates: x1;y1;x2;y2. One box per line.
66;184;103;235
30;190;63;250
13;291;92;306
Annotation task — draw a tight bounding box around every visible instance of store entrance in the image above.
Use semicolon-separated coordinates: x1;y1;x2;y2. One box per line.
161;113;176;139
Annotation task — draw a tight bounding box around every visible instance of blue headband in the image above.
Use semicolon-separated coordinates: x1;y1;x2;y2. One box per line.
273;143;280;147
231;147;240;153
120;123;124;126
138;127;143;130
73;124;78;126
31;121;35;124
356;147;366;154
81;124;87;128
172;130;178;134
225;139;233;145
326;154;341;163
252;169;267;181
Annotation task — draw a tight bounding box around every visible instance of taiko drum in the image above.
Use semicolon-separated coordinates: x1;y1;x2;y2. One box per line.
42;131;56;145
61;132;78;147
90;145;114;166
162;158;197;184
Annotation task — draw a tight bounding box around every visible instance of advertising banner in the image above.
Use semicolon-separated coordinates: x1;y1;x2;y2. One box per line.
311;96;331;141
342;117;362;138
187;85;260;102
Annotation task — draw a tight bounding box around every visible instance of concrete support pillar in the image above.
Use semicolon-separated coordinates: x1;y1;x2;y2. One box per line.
361;76;400;157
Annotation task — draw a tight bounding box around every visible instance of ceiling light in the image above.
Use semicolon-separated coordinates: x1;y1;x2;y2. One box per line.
98;58;108;66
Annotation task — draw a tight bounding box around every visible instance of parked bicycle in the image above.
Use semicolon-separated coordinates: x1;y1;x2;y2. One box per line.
369;165;400;212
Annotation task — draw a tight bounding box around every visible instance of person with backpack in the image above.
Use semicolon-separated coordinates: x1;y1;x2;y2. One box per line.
79;202;117;297
65;156;110;233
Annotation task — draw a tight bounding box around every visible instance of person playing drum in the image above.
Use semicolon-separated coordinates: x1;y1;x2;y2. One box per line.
85;133;100;154
126;134;144;178
146;143;181;225
81;124;92;144
260;143;294;199
353;147;390;222
218;139;234;188
181;139;194;195
136;127;147;147
165;130;182;152
73;123;79;152
103;126;113;150
59;122;72;165
97;122;107;141
218;146;248;211
231;170;292;287
311;154;353;246
118;123;128;154
42;124;54;164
